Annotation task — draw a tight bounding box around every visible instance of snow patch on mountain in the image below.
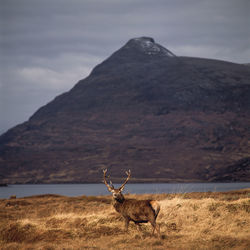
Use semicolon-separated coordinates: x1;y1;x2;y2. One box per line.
125;37;176;57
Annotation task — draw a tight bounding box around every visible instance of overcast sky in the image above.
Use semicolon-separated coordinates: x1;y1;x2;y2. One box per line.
0;0;249;133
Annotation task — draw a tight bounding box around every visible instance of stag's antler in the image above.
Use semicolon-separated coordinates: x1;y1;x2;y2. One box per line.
119;170;131;191
103;169;114;192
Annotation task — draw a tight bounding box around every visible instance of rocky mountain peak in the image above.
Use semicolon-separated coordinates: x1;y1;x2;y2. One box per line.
123;37;176;57
91;37;177;75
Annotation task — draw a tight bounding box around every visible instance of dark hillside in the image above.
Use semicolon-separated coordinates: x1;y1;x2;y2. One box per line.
0;37;250;183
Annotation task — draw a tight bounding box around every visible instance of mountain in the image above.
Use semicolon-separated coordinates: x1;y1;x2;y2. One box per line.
1;37;250;184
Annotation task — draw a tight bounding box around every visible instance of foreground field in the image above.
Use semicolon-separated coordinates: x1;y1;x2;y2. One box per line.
0;189;250;249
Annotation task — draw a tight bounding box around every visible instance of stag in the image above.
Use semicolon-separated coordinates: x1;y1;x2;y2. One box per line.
103;169;160;236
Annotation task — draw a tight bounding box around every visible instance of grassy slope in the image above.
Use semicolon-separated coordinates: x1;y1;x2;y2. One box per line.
0;190;250;249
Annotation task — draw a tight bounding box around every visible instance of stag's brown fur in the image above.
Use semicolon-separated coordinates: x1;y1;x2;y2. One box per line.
103;169;160;236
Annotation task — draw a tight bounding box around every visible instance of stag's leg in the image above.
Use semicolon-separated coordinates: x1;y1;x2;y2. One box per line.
150;220;160;237
151;221;156;235
155;223;160;237
124;217;130;232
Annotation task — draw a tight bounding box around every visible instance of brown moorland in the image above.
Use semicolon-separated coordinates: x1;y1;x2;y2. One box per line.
0;189;250;249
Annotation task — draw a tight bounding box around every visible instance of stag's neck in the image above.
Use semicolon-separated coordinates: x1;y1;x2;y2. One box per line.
114;196;125;203
113;198;125;212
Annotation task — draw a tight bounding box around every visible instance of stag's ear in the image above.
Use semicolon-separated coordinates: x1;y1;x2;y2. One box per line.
119;186;125;192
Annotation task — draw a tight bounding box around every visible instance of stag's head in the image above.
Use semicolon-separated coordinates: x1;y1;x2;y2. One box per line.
103;169;131;202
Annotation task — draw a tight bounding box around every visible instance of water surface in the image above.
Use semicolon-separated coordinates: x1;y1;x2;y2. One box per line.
0;182;250;199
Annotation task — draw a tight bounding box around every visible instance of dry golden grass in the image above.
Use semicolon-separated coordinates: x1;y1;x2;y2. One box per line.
0;190;249;249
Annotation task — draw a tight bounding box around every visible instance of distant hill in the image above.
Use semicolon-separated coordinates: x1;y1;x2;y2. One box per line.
0;37;250;184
